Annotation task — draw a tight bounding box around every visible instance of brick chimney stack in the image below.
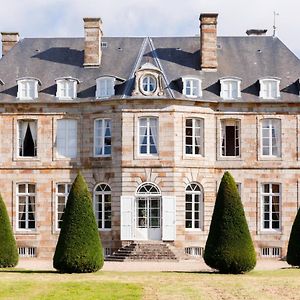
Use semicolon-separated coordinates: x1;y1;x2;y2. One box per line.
1;32;19;57
200;13;218;71
83;18;103;67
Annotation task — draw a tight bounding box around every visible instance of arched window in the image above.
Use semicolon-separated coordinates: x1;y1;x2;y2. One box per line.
94;183;111;229
185;183;203;230
136;182;161;195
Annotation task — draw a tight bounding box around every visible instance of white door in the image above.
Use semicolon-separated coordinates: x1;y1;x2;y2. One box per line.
135;196;161;240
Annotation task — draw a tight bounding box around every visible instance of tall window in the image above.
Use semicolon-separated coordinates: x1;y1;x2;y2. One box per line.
17;78;39;100
139;117;158;155
261;119;281;157
220;79;241;100
56;119;77;158
94;184;111;229
185;118;204;155
261;183;280;230
96;77;115;99
94;119;111;156
17;183;36;230
259;79;280;99
185;183;203;230
221;119;240;157
56;183;71;230
182;78;201;98
18;120;37;157
56;78;77;100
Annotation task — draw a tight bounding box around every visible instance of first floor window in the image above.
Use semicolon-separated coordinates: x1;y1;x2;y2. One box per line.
94;184;111;229
139;117;158;155
185;118;204;155
94;119;111;156
221;119;240;157
17;183;36;230
18;120;37;157
261;118;281;157
56;183;71;230
56;119;77;158
185;183;203;229
262;183;281;230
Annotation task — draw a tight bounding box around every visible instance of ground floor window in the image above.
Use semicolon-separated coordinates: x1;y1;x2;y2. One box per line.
185;183;203;229
94;183;112;229
56;183;72;230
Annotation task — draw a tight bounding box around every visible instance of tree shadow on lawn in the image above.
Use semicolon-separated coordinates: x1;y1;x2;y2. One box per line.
0;269;57;274
162;270;219;275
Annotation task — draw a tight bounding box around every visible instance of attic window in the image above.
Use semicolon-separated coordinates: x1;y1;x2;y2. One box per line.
101;42;108;48
55;77;78;100
220;78;241;100
17;78;40;100
259;78;280;99
182;78;202;98
141;75;156;94
96;77;115;99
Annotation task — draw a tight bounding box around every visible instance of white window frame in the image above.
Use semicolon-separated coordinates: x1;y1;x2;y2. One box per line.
185;183;203;230
56;119;78;158
141;75;157;94
138;117;159;156
259;78;280;99
94;183;112;230
17;78;39;100
182;78;202;98
185;118;204;156
261;183;281;232
94;118;112;157
220;119;240;157
55;183;72;231
261;118;281;157
18;119;38;157
55;78;78;100
96;77;115;99
16;183;36;231
220;78;241;100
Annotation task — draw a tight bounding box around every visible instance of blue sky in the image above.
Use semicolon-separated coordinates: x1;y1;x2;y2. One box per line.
0;0;299;57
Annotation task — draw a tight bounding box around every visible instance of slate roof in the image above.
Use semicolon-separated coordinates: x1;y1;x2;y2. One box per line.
0;35;299;102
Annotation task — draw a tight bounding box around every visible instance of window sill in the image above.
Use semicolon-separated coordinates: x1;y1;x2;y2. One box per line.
259;156;282;161
15;230;39;235
93;155;112;158
15;157;40;161
259;230;282;235
218;156;242;161
136;154;159;160
185;228;203;232
184;154;205;160
98;229;112;232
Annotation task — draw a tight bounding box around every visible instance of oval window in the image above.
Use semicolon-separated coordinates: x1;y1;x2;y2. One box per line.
142;75;156;93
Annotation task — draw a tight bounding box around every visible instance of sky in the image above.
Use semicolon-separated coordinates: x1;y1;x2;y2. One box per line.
0;0;300;57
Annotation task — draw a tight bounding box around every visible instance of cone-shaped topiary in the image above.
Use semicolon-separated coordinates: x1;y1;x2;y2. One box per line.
204;171;256;274
287;207;300;266
53;172;103;273
0;194;18;267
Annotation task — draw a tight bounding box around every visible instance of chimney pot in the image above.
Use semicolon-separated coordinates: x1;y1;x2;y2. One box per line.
1;32;19;57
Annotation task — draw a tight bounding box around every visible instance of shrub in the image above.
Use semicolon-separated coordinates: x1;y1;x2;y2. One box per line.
204;171;256;274
53;172;103;273
0;194;18;267
287;207;300;266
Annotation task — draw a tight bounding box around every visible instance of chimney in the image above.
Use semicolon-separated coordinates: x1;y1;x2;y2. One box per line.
200;13;218;71
1;32;19;57
83;18;103;67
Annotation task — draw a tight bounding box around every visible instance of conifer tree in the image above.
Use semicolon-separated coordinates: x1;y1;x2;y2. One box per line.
287;207;300;266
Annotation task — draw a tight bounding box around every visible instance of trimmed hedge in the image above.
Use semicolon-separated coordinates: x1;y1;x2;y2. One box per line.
0;194;18;267
53;172;103;273
204;171;256;274
287;207;300;266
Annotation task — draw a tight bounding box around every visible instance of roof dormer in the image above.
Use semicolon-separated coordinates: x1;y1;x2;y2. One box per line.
17;77;41;100
55;77;79;100
220;77;242;100
259;77;280;99
182;77;202;98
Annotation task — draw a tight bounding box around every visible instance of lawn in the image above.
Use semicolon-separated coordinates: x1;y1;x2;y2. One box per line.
0;268;299;299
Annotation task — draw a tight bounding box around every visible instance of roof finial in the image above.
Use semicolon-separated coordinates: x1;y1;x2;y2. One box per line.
273;11;279;37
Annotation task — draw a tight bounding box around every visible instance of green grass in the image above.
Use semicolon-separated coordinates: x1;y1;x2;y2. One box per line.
0;268;300;299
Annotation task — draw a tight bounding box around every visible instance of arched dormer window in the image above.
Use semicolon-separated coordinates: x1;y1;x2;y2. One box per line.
17;77;41;100
259;77;280;99
55;77;79;100
96;76;115;99
220;77;241;100
182;77;202;98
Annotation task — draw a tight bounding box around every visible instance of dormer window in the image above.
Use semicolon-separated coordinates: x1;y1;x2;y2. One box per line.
96;77;115;99
182;78;202;98
220;77;241;100
141;75;156;94
55;77;79;100
259;78;280;99
17;78;40;100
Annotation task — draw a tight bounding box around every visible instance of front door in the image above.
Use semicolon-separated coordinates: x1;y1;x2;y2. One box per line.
135;196;161;240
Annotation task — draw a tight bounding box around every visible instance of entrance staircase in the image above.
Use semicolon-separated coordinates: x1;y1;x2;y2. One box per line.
105;241;177;261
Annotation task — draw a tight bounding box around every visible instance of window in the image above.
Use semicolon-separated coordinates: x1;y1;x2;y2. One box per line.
56;119;77;158
56;183;71;230
56;78;78;100
185;247;204;257
96;77;115;99
261;119;281;157
220;78;241;100
141;75;156;94
259;78;280;99
185;183;203;230
260;247;281;258
185;118;204;155
139;117;158;155
18;247;36;257
221;119;240;157
17;78;39;100
261;183;281;230
17;183;36;230
94;184;111;229
18;120;37;157
94;119;111;156
183;78;202;98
